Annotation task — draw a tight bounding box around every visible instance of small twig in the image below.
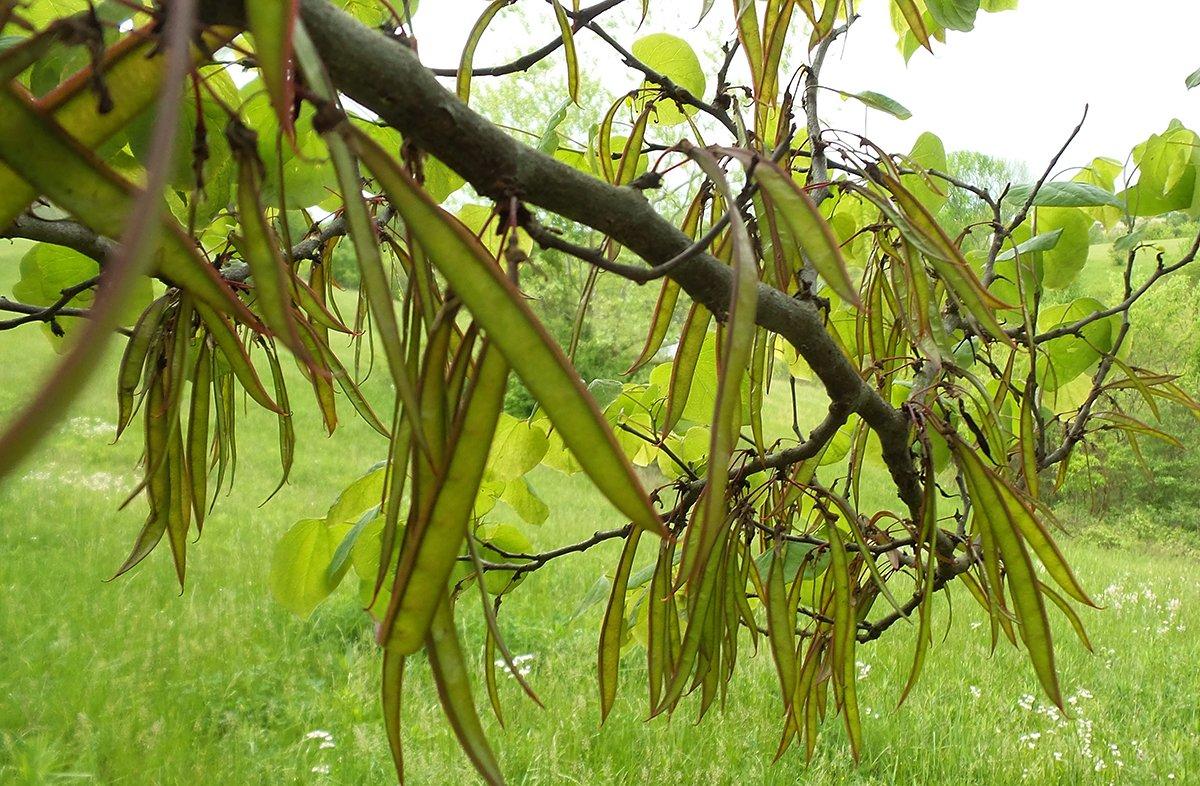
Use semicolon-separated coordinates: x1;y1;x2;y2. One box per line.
585;20;738;137
427;0;630;78
984;105;1089;284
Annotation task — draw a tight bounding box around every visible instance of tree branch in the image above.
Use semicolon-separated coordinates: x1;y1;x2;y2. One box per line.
2;213;117;261
584;20;738;137
198;0;923;519
426;0;630;78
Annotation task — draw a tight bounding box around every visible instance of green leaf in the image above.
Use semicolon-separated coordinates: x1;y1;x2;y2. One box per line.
126;64;238;192
927;0;980;31
536;99;572;154
1119;122;1198;216
477;521;533;595
329;506;380;578
487;414;549;481
651;327;751;428
1036;207;1091;290
12;243;95;306
630;33;706;126
241;92;338;209
903;131;949;214
569;574;613;622
1038;297;1118;390
1004;181;1125;209
1188;67;1200;90
753;541;819;584
500;477;549;526
335;0;418;26
850;90;912;120
269;518;348;618
994;228;1062;261
326;462;387;524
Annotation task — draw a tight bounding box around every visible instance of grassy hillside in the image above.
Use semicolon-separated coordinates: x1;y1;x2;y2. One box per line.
1;239;1197;784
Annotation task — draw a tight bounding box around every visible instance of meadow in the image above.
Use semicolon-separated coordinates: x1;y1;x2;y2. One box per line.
1;239;1198;784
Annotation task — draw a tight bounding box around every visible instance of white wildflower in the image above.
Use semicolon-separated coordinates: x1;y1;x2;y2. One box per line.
495;653;536;678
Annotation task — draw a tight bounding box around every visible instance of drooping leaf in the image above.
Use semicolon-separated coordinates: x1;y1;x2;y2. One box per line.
425;598;506;785
1003;181;1125;209
1037;297;1118;390
549;0;579;104
725;150;860;307
381;343;509;655
994;228;1062;262
269;518;349;618
346;125;663;536
850;90;912;120
456;0;514;104
902;132;948;214
1036;207;1091;290
245;0;300;137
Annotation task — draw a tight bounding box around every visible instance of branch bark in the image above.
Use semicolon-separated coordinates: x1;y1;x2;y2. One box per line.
196;0;924;517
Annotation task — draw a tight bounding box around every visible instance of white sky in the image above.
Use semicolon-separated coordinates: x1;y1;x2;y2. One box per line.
407;0;1200;173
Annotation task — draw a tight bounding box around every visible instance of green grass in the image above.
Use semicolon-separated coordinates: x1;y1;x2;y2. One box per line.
1069;236;1197;303
2;239;1199;784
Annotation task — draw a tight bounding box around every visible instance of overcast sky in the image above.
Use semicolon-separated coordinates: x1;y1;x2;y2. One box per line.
407;0;1200;174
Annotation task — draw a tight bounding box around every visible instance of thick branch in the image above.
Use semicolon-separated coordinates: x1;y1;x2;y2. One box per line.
262;0;923;516
2;213;117;261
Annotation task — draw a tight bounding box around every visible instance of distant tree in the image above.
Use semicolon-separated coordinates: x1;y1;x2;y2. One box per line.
1;1;1198;783
941;150;1029;239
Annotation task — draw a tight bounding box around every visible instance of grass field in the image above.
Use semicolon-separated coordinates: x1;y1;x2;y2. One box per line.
2;238;1199;784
